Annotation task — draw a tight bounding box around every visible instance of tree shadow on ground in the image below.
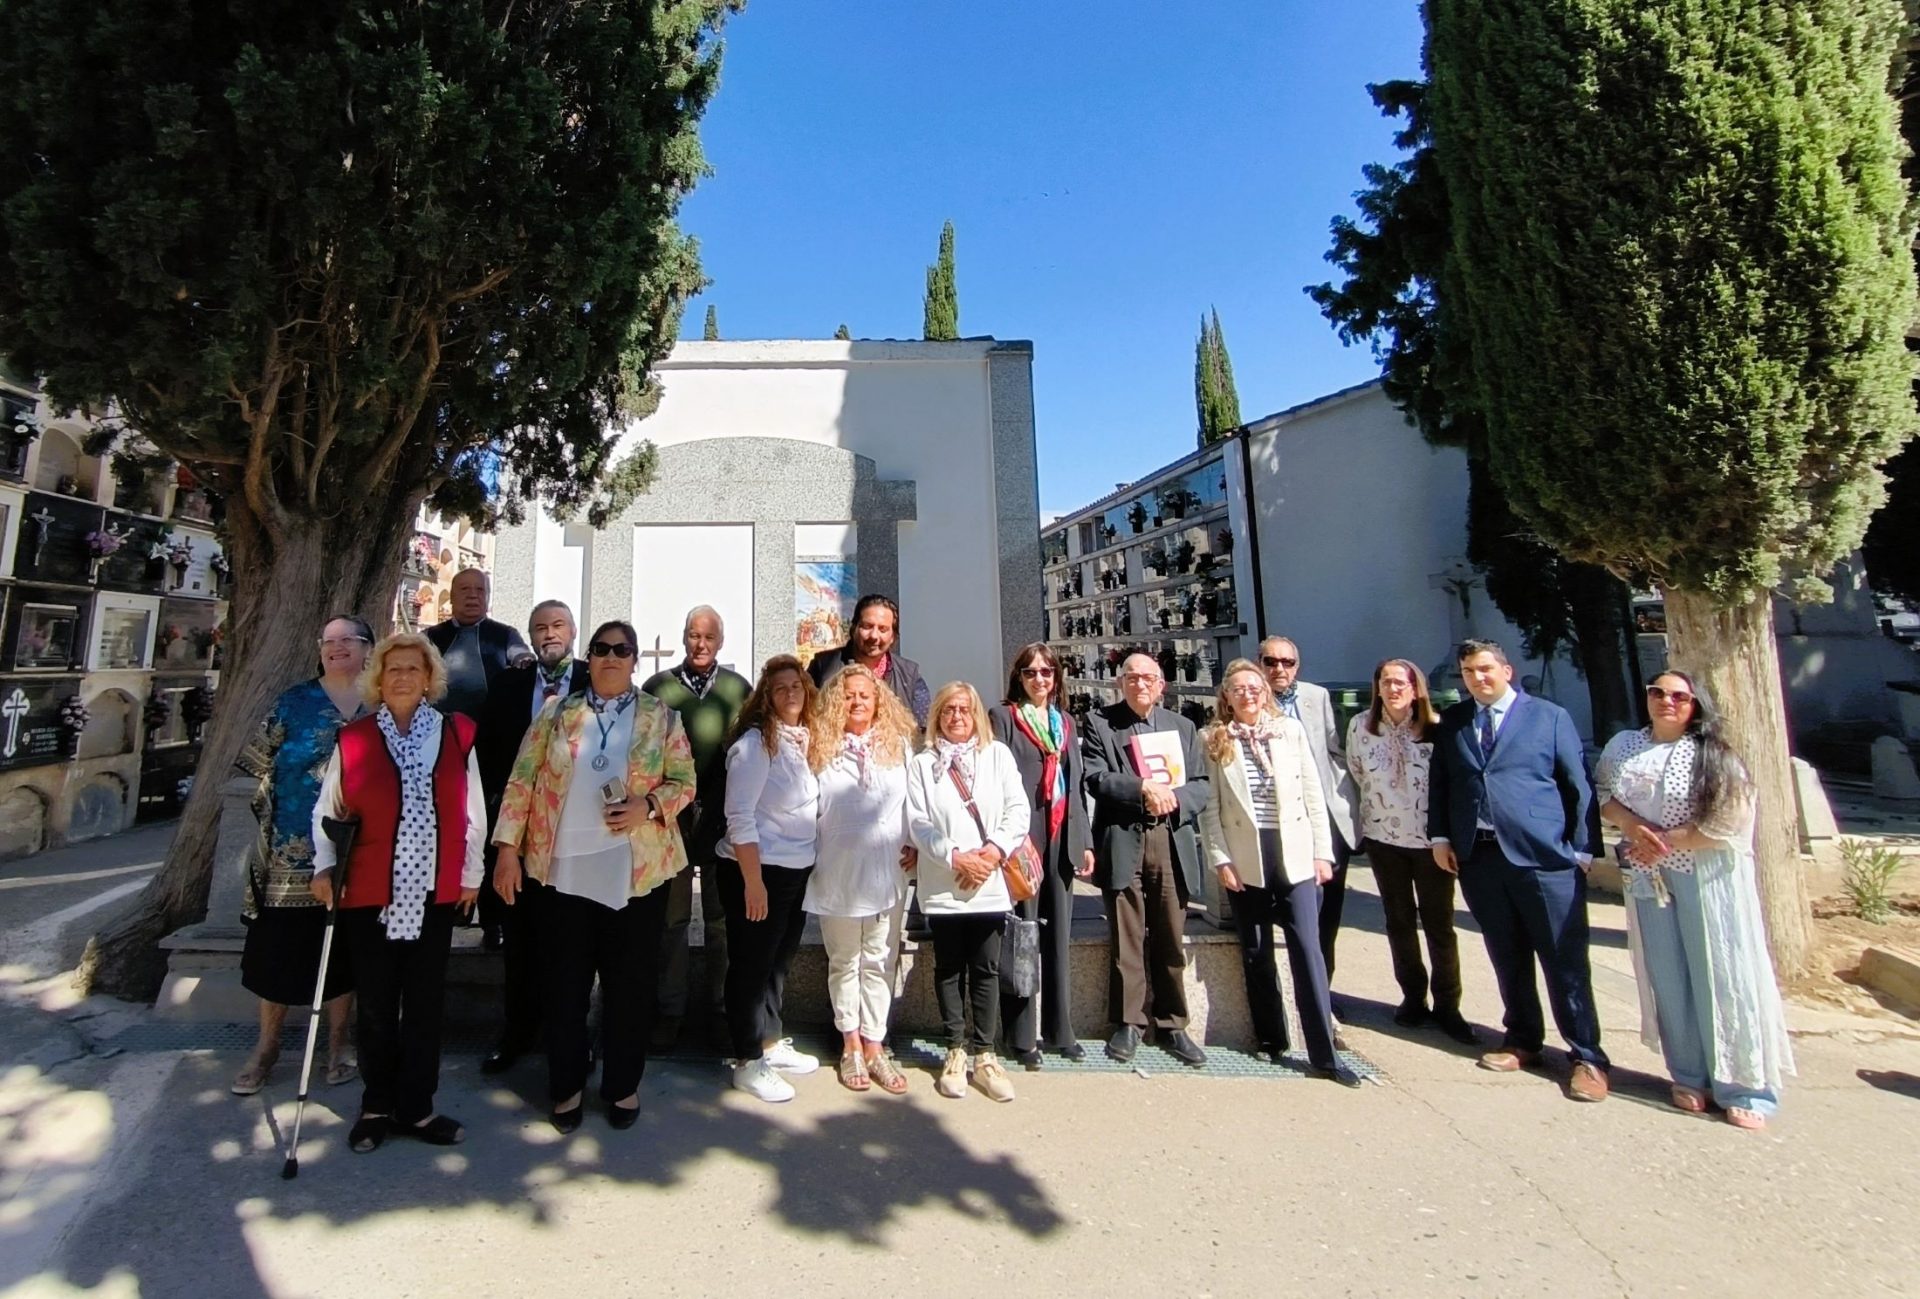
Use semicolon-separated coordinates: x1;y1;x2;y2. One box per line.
43;1049;1067;1296
1857;1067;1920;1099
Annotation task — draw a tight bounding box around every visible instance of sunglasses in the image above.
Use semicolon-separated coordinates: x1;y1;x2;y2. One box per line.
589;641;636;659
1019;666;1056;678
1646;685;1693;706
1261;655;1297;669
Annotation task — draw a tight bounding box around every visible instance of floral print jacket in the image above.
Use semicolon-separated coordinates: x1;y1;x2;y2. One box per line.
493;690;697;899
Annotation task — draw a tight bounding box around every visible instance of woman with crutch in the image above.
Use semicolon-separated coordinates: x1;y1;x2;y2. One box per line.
310;632;484;1154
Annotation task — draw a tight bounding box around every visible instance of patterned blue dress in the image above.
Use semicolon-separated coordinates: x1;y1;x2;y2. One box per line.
237;678;364;1004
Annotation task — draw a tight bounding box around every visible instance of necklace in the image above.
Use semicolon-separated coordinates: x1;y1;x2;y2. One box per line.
589;690;635;771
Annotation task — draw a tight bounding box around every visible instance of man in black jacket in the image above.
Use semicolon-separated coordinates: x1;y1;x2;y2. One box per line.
1082;651;1212;1067
806;594;931;727
474;598;590;1074
427;568;531;721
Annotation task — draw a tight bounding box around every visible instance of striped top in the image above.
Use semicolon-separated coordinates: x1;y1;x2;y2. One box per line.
1236;737;1280;829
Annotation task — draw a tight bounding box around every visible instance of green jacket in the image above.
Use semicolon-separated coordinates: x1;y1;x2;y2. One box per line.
641;665;753;861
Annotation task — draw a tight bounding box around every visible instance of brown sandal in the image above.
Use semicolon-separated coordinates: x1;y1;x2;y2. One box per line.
1670;1084;1708;1113
866;1051;909;1095
837;1052;871;1092
230;1053;277;1096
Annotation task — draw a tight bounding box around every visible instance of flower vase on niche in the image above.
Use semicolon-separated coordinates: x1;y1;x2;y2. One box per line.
208;550;231;593
58;695;90;757
85;527;126;584
166;538;193;589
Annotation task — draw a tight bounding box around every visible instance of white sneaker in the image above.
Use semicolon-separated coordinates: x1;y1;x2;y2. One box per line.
731;1056;795;1103
936;1047;970;1099
764;1038;820;1075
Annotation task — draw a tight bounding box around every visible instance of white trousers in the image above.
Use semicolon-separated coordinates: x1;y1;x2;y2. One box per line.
818;902;905;1041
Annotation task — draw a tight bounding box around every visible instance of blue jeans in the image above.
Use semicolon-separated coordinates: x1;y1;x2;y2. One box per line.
1630;869;1778;1116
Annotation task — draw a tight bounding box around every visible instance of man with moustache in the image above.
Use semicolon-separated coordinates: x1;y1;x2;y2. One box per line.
475;599;591;1073
642;605;752;1052
807;594;932;728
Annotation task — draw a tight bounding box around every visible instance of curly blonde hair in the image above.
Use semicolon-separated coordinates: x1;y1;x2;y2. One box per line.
1201;658;1276;765
810;664;915;772
358;632;449;708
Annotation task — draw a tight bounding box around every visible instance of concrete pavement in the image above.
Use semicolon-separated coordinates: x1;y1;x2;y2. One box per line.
3;828;1918;1298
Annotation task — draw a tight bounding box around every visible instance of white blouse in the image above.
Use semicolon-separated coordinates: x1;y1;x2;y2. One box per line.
717;730;820;870
1594;729;1754;876
548;694;637;910
905;740;1030;916
804;750;910;918
1345;713;1433;850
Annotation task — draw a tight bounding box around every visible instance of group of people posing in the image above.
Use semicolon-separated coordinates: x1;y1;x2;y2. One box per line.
231;571;1793;1154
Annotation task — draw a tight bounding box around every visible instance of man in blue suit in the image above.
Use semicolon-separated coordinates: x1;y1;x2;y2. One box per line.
1428;638;1609;1101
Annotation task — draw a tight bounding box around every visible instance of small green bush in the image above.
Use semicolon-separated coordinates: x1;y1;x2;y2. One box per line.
1840;838;1909;924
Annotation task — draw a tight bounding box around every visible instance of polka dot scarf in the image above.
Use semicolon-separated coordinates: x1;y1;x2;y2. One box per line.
374;703;441;941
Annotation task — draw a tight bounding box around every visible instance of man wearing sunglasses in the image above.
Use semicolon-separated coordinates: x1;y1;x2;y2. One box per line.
1428;638;1607;1102
474;600;592;1074
1259;636;1362;1011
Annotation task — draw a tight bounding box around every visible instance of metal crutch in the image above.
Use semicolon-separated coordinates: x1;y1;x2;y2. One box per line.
281;815;358;1179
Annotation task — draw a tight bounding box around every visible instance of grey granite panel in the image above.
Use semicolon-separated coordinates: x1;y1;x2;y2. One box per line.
988;345;1044;671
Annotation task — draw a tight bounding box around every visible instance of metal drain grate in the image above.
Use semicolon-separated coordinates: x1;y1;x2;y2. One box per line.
98;1022;1383;1082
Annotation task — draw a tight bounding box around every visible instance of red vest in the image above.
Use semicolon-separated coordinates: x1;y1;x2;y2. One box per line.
334;712;476;910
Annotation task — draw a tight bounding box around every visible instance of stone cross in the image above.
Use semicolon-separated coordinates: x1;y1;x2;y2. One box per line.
27;507;53;567
638;635;676;675
1;688;30;759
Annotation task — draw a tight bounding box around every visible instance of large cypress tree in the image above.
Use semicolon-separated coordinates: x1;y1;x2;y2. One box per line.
922;220;959;341
0;0;735;994
1307;80;1638;739
1429;0;1919;974
1195;309;1244;446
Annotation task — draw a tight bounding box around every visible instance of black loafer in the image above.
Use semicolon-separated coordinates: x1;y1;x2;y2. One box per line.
1433;1011;1480;1045
1058;1042;1087;1063
348;1115;388;1153
608;1101;640;1130
1105;1026;1142;1063
1014;1047;1044;1071
1393;1001;1431;1028
1310;1063;1365;1089
481;1043;523;1076
550;1104;584;1134
1162;1029;1208;1068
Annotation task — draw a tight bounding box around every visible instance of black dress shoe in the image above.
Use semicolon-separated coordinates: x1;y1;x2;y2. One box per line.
1259;1042;1290;1065
1309;1063;1364;1089
549;1103;584;1134
1393;1001;1431;1028
1433;1011;1480;1045
1105;1025;1142;1063
1014;1047;1044;1071
608;1101;640;1130
1162;1029;1207;1068
1058;1041;1087;1063
481;1043;524;1076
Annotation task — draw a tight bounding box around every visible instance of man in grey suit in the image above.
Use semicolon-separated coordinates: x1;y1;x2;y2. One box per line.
1083;652;1213;1066
1261;636;1362;1002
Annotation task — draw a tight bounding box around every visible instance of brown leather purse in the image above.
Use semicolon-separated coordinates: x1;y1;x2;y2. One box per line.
949;764;1041;902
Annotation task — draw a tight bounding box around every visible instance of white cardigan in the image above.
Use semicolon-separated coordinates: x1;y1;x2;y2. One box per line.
1197;718;1332;889
905;740;1030;915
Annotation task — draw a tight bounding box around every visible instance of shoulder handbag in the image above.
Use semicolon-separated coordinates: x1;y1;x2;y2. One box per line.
948;762;1041;903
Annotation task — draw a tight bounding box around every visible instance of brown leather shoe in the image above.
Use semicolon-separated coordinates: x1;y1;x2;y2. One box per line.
1568;1062;1610;1102
1477;1048;1543;1073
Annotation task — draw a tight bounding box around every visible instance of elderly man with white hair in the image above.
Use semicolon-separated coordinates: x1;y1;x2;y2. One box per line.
642;605;753;1051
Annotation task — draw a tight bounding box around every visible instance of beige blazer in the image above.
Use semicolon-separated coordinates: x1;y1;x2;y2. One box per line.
1198;718;1333;888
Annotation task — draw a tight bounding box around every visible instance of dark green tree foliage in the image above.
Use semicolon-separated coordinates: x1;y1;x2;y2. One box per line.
834;323;851;340
923;220;959;341
704;303;720;340
1864;15;1920;603
0;0;735;992
1428;0;1919;973
1194;308;1243;446
1307;80;1636;735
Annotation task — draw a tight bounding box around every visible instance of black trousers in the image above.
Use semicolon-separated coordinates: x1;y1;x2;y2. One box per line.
1318;826;1356;984
1000;839;1076;1052
656;860;728;1019
485;843;545;1051
538;884;669;1105
717;859;813;1060
931;912;1004;1052
1458;836;1608;1067
1232;830;1338;1069
1104;825;1188;1030
1367;838;1463;1014
342;902;456;1124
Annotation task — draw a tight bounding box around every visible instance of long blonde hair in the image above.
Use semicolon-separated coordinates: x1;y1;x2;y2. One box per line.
1201;659;1275;765
810;664;915;771
923;681;991;752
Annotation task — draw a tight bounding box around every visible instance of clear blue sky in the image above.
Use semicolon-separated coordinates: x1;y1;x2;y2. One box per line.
676;2;1426;515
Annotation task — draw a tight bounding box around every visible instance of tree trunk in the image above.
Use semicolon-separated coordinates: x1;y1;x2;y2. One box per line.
78;489;420;999
1661;586;1811;978
1565;564;1635;741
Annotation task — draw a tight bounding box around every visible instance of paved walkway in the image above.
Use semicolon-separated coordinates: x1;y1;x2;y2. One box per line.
3;826;1918;1298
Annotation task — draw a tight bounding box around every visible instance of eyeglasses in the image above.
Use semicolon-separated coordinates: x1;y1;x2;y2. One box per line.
1019;667;1056;679
1379;678;1413;691
1646;685;1693;706
1226;684;1266;698
1121;672;1162;685
1261;655;1297;669
318;636;369;650
939;704;974;717
589;641;636;659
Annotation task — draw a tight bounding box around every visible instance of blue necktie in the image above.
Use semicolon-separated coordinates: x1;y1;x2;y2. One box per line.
1478;705;1496;760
